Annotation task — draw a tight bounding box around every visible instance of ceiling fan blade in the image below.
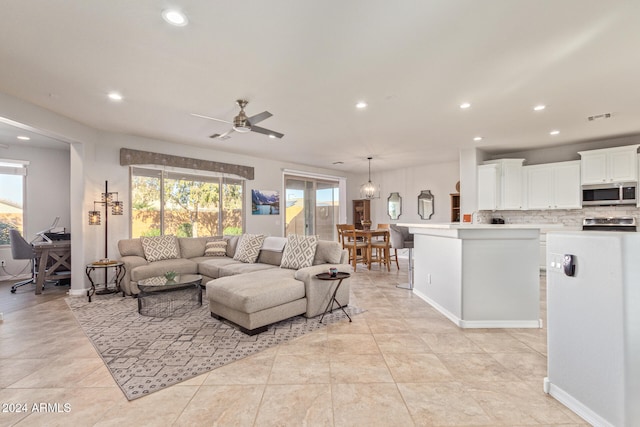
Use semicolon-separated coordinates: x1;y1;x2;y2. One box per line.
191;113;233;125
250;125;284;139
210;128;235;140
247;111;272;126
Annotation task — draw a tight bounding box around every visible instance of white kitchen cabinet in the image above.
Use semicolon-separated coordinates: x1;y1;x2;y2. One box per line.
578;144;640;184
477;163;498;210
477;159;524;210
525;161;581;210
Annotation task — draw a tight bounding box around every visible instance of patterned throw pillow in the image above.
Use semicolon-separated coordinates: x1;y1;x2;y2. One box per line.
205;240;227;257
280;234;318;269
233;234;266;263
140;235;180;262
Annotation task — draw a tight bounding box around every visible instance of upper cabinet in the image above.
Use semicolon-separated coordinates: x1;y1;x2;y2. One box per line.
478;159;524;210
578;145;640;184
525;161;581;210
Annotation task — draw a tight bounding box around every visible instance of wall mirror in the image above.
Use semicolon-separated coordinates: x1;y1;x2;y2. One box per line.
387;192;402;220
418;190;434;220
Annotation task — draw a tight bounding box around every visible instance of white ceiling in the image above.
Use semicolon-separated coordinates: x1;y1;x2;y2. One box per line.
1;1;639;172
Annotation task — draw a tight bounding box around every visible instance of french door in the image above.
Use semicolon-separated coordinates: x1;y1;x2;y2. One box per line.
284;175;340;241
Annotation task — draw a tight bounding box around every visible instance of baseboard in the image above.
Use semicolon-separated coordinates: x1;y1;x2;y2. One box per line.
545;380;614;427
413;289;542;329
459;319;542;329
412;289;463;327
68;288;87;297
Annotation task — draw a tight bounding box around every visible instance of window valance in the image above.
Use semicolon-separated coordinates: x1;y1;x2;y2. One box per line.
120;148;254;180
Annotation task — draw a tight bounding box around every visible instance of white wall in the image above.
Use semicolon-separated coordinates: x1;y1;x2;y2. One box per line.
347;160;460;226
0;143;70;280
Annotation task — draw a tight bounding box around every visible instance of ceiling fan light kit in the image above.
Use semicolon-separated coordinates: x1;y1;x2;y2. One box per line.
193;99;284;140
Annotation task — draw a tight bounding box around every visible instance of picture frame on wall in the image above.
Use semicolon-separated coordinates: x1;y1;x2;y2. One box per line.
251;190;280;215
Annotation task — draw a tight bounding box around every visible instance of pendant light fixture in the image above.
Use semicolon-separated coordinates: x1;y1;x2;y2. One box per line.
360;156;380;199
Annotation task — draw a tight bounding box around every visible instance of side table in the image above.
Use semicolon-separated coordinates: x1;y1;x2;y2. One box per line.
85;261;125;302
315;272;352;323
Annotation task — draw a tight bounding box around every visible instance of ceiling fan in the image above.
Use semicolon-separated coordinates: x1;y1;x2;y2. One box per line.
191;99;284;140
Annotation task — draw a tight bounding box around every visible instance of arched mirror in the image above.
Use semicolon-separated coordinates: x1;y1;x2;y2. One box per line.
418;190;434;220
387;192;402;220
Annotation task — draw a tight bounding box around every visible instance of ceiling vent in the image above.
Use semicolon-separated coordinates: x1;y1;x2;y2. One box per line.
587;113;612;121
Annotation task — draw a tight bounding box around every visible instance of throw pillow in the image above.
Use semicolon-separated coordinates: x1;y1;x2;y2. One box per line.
140;235;180;262
205;240;227;257
224;235;240;258
233;234;266;263
280;234;318;269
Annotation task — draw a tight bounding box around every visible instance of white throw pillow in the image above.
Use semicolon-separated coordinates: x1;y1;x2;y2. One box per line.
233;234;266;263
280;234;318;269
205;240;227;257
140;235;180;262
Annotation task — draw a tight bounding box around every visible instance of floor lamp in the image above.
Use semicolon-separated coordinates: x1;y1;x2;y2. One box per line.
88;181;123;291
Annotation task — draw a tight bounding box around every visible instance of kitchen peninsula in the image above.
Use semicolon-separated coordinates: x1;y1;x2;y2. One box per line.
401;223;552;328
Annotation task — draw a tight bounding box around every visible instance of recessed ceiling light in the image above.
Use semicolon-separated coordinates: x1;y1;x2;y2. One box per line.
355;101;367;109
460;102;471;109
162;9;188;26
550;130;560;135
332;161;344;165
473;136;483;141
268;134;276;139
534;105;546;111
108;92;123;101
17;135;30;141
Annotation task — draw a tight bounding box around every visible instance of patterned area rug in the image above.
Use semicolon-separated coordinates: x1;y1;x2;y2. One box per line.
66;294;362;400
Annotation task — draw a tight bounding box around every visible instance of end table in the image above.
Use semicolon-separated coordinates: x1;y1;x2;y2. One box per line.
85;261;125;302
315;272;352;323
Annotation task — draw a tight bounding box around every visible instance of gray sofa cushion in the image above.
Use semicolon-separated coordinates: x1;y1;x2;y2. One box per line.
218;262;277;277
179;236;216;259
224;235;240;257
118;238;144;257
256;249;283;266
130;258;198;281
313;240;344;265
207;269;304;314
197;257;243;278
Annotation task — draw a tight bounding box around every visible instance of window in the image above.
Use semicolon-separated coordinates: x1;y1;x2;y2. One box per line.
284;174;340;241
0;160;27;245
130;167;244;238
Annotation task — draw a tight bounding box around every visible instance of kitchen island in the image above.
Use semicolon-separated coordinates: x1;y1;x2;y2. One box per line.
401;223;550;328
545;231;640;427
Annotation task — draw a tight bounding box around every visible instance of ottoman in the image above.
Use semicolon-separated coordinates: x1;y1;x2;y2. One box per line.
206;268;307;335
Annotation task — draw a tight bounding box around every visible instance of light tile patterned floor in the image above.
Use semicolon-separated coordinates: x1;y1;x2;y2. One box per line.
0;262;589;426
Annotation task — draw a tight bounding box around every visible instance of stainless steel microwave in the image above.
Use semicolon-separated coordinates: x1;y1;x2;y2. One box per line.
582;182;637;206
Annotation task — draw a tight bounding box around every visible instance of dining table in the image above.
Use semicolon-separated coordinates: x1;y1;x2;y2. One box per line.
355;229;389;270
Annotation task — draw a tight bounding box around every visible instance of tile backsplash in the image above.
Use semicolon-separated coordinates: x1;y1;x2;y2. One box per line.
478;205;640;228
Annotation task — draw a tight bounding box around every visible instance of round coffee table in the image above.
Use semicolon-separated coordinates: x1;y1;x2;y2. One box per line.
137;273;203;317
315;272;352;323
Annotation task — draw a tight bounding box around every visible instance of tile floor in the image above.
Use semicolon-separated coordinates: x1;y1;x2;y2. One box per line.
0;262;589;426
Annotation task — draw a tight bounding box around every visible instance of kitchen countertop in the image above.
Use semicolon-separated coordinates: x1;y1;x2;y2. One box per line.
398;222;566;230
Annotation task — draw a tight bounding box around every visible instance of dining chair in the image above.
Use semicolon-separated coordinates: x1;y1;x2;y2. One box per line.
369;229;391;271
341;226;367;272
336;224;348;249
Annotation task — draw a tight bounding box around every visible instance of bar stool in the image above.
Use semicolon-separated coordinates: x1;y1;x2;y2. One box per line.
389;225;414;289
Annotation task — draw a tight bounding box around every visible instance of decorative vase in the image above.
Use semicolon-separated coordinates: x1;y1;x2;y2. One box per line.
361;219;372;230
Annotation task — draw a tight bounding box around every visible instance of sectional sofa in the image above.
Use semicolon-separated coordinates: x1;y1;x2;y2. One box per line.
117;234;351;334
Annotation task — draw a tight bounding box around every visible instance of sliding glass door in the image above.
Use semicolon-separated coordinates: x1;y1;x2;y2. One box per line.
284;175;339;241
